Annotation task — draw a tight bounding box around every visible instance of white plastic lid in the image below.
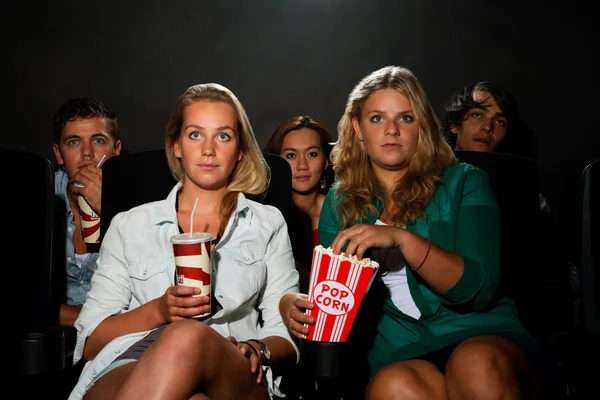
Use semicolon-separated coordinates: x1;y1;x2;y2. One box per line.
170;232;213;244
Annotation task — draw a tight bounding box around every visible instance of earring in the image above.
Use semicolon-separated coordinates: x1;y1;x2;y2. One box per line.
320;178;327;190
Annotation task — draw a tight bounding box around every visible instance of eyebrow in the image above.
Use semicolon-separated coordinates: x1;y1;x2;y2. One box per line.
282;145;321;152
63;132;109;142
474;106;506;118
365;109;414;115
184;124;235;131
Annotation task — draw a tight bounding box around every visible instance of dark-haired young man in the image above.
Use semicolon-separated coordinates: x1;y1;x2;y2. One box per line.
442;81;549;212
52;97;122;326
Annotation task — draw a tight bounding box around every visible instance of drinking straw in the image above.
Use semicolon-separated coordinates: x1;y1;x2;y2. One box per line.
73;155;108;188
190;197;199;236
96;154;107;168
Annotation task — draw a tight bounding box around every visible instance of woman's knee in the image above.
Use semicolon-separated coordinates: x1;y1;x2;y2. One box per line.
154;320;218;360
446;336;527;396
366;360;445;400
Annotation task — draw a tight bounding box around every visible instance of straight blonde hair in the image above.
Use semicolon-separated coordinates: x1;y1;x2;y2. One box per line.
165;83;269;236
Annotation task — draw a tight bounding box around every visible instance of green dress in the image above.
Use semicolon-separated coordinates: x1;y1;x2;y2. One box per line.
318;163;534;376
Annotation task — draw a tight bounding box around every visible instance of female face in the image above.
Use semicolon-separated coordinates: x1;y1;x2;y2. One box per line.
451;90;508;153
352;88;419;178
174;100;242;191
280;128;328;195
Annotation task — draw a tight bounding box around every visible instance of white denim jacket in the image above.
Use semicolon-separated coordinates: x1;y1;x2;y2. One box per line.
69;184;299;399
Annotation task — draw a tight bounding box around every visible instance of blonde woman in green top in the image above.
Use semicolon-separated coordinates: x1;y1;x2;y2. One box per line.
279;66;541;399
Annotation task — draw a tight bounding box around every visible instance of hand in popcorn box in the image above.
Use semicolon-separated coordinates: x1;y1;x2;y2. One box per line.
331;224;405;260
279;293;315;339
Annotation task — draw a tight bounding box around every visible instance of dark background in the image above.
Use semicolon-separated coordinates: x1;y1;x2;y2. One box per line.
4;0;598;210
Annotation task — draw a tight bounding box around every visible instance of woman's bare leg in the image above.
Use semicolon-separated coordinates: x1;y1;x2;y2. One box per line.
365;359;447;400
445;335;537;400
85;320;268;400
84;362;136;400
112;320;269;400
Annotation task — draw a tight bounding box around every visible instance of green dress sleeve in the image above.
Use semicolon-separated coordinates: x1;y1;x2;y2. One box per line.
439;166;501;310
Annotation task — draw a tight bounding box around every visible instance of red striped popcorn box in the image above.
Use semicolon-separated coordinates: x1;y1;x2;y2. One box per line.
303;245;379;342
171;232;213;318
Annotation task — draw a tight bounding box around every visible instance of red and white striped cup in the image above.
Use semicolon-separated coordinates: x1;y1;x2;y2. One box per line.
303;245;379;343
77;196;101;243
171;232;213;318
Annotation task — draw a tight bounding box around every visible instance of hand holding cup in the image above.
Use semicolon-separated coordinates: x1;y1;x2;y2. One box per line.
171;231;213;319
158;285;210;323
72;155;106;215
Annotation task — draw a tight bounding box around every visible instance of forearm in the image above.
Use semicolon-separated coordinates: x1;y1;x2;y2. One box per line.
398;229;464;293
60;304;82;327
83;297;165;360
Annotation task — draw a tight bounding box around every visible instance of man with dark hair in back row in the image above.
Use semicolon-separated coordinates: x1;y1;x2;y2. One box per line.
441;81;549;212
52;97;122;328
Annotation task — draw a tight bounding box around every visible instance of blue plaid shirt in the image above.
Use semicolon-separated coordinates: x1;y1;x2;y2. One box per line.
55;168;99;306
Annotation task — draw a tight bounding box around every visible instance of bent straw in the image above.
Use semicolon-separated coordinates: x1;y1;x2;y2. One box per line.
190;197;199;236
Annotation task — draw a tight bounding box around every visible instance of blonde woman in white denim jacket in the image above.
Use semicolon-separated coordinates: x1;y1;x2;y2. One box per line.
69;83;299;400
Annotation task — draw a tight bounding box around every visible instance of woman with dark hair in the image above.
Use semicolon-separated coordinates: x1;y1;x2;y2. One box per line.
264;115;333;292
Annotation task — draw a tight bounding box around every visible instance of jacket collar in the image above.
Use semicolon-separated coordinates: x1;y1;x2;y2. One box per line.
149;183;252;227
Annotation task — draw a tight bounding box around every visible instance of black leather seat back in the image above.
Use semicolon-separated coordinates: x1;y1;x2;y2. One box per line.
2;148;56;332
454;151;542;336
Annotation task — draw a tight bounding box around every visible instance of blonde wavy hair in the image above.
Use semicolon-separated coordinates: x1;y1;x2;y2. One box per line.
165;83;269;236
332;66;456;228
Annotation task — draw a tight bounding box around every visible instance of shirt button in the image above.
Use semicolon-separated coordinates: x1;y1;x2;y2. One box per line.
80;280;84;284
67;257;72;262
68;227;72;232
244;257;249;261
143;270;147;275
218;295;224;299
